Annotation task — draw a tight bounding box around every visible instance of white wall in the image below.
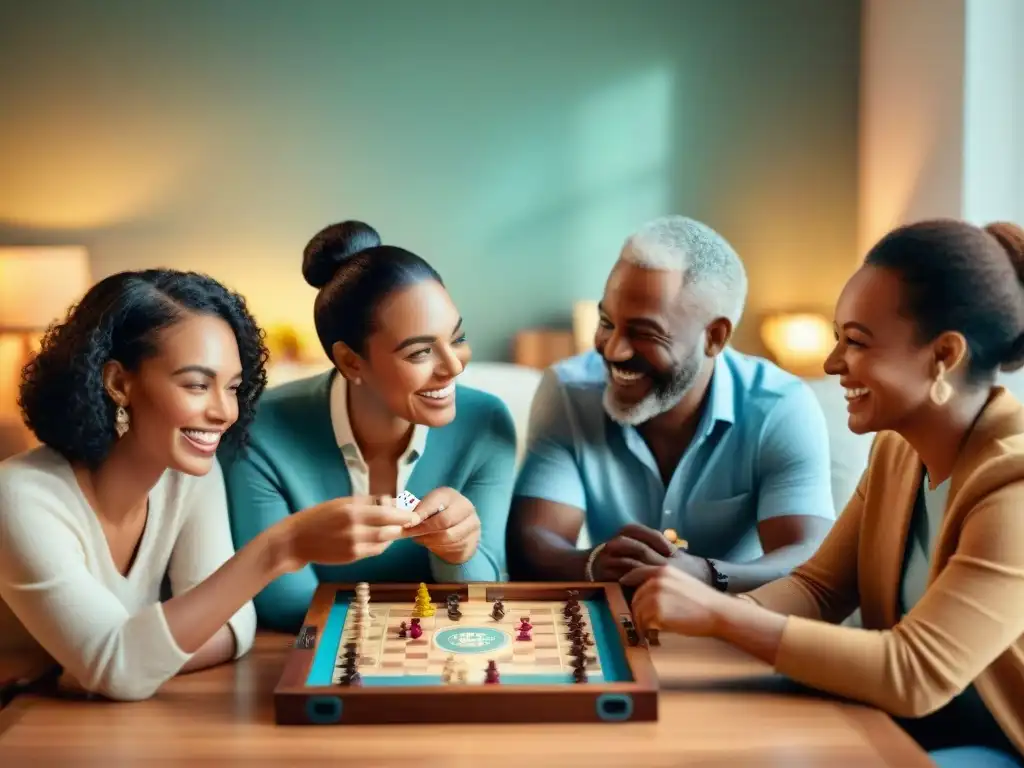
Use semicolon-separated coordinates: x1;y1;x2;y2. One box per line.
860;0;1024;247
962;0;1024;225
859;0;966;256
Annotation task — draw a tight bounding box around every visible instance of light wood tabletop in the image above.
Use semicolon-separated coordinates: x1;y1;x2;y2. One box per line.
0;631;932;767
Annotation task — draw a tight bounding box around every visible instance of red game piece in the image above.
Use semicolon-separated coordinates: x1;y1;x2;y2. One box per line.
516;616;532;641
484;660;500;684
409;617;423;639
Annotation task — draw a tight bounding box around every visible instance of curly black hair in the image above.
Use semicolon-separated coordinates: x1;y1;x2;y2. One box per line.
18;268;269;469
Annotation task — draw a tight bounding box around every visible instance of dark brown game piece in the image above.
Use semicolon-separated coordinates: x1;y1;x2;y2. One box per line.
341;671;362;686
626;627;640;646
491;600;505;621
582;631;594;646
568;627;583;642
397;620;408;638
572;666;588;683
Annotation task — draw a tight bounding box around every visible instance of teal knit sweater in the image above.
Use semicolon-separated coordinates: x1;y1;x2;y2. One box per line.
222;371;517;632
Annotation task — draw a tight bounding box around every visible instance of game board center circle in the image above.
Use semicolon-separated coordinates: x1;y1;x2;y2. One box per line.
433;626;510;655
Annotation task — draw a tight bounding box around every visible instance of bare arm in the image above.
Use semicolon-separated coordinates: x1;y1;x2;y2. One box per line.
506;369;593;581
506;497;592;580
710;382;837;592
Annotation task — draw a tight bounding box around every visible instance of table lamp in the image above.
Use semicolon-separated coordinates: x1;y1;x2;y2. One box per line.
572;299;600;353
760;311;833;378
0;246;91;419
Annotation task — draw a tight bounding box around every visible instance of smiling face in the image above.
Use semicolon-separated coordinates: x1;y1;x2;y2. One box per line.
107;312;243;476
825;265;942;434
594;260;712;425
348;280;471;427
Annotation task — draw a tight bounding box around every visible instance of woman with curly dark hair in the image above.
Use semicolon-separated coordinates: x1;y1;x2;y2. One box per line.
0;269;415;701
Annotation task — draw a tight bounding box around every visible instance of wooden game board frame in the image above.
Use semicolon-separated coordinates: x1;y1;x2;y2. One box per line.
273;582;658;725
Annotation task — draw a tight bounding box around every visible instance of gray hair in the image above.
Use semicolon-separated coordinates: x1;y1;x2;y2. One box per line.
620;216;747;326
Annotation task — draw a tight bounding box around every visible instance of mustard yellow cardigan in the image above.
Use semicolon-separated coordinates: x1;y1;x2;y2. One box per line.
745;387;1024;755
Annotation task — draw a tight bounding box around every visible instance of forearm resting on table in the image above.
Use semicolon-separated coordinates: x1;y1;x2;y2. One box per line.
714;542;820;593
178;625;236;674
713;595;787;666
162;528;285;655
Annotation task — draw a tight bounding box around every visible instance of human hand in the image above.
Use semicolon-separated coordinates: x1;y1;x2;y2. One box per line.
592;524;709;583
620;564;730;637
280;495;416;572
401;487;480;565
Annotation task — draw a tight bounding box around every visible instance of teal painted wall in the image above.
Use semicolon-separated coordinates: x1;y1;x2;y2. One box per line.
0;0;860;361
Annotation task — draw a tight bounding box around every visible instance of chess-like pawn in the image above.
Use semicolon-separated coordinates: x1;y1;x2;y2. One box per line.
413;583;435;617
409;617;423;640
516;616;532;641
441;655;457;684
484;660;500;684
398;620;408;638
491;600;505;621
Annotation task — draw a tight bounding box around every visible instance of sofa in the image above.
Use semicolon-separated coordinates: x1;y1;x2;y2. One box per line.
267;358;1024;549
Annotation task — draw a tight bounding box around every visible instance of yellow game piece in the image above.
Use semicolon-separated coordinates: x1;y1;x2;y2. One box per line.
663;528;688;549
412;582;436;617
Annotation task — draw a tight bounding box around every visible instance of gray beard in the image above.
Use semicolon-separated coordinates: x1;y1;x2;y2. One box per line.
602;347;703;426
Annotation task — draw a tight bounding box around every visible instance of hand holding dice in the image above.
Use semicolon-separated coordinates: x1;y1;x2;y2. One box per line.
279;495;417;572
400;487;481;565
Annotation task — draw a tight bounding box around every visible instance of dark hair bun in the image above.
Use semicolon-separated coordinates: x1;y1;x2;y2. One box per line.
302;220;382;288
987;222;1024;371
986;222;1024;278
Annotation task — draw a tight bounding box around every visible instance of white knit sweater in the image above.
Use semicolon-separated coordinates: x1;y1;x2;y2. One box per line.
0;447;256;700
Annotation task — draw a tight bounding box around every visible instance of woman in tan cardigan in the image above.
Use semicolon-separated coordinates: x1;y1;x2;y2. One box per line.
624;219;1024;767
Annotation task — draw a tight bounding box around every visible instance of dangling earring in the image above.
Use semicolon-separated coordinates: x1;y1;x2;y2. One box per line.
115;406;130;437
930;361;954;406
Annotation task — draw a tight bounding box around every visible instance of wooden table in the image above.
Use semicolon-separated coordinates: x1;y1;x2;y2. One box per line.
0;632;931;767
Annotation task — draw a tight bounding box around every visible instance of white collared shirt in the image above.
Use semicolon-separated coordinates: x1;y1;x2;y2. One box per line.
329;373;429;496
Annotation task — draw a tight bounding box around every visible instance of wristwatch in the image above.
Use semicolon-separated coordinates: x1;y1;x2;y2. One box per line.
705;558;729;592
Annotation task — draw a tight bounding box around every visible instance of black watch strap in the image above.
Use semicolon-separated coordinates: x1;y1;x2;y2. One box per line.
705;558;728;592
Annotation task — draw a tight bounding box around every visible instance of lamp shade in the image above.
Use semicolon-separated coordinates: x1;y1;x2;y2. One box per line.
572;299;600;353
760;312;833;376
0;246;91;331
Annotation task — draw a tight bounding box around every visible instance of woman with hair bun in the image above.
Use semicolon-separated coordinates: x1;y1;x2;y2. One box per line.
224;221;516;632
623;220;1024;766
1;269;405;702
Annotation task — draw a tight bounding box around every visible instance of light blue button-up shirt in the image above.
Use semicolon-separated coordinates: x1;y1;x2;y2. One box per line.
513;348;835;562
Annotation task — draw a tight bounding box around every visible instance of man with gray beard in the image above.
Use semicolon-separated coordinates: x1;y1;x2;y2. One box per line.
506;216;835;592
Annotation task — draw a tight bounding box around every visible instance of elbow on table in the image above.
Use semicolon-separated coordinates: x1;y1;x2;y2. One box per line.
89;669;166;702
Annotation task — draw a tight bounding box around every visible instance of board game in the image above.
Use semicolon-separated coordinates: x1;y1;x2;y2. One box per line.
273;582;658;725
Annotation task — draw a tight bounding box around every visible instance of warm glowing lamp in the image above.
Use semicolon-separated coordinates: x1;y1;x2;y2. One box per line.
0;246;91;417
572;299;600;353
760;312;833;377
